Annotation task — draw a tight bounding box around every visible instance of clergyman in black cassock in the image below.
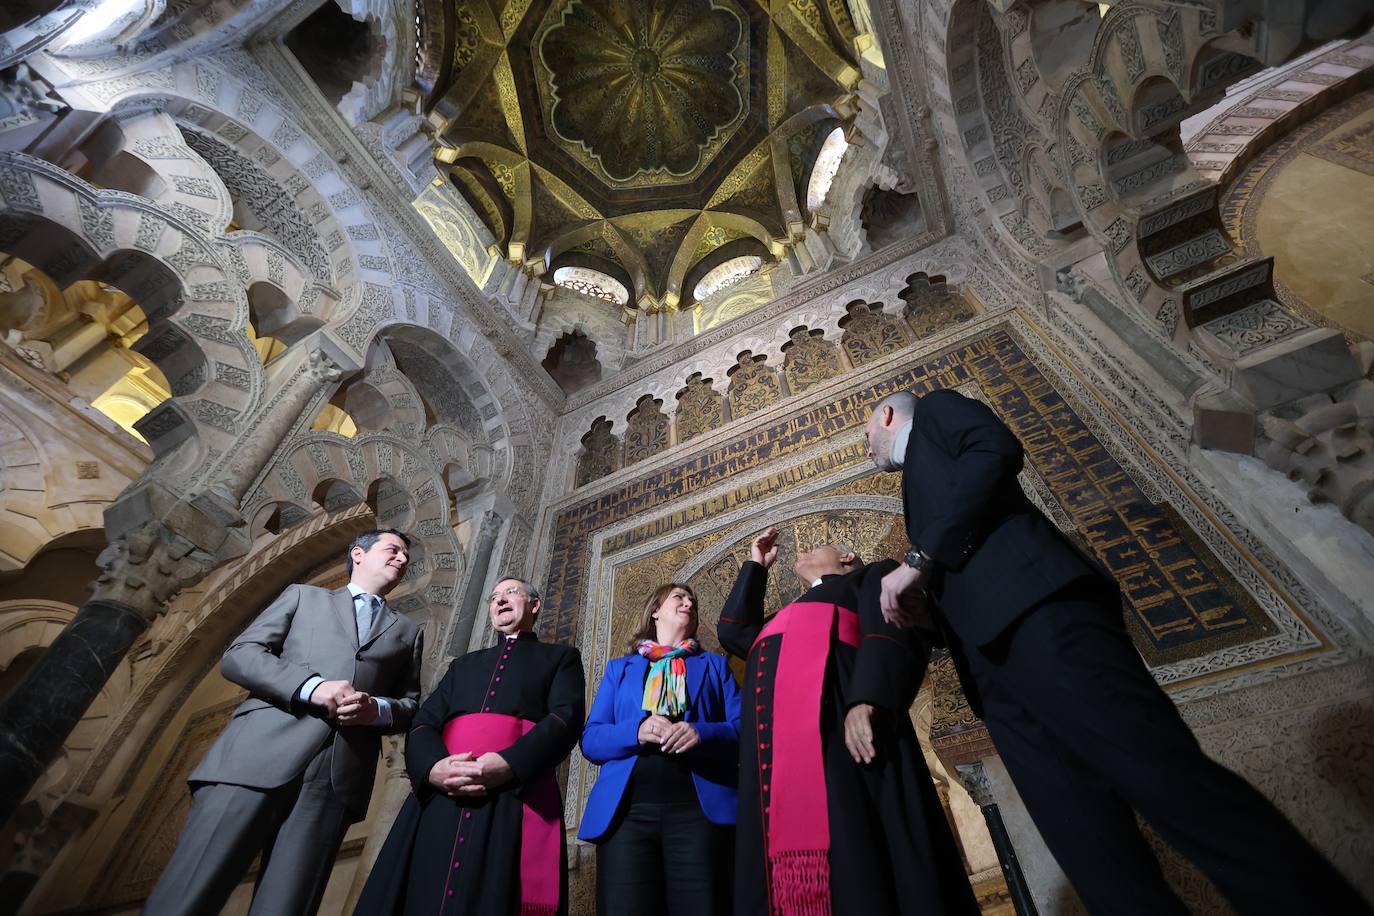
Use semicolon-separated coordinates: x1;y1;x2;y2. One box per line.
354;577;585;916
717;527;979;916
866;387;1372;915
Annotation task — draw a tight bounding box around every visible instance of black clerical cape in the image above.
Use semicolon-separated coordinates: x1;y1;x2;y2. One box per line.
354;632;585;916
717;560;978;916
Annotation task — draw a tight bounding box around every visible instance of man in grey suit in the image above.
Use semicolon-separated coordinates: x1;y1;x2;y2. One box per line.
144;529;424;916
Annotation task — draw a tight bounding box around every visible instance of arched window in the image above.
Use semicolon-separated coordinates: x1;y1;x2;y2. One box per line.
50;0;149;50
693;256;763;302
806;128;848;211
552;266;630;305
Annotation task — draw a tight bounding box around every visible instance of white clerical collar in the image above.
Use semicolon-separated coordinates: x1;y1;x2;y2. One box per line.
810;577;824;587
890;420;913;468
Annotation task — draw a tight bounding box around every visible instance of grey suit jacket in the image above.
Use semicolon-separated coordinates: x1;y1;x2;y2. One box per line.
190;584;423;816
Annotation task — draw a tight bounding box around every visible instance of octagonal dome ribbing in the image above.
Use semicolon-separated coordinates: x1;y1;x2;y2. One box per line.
537;0;749;186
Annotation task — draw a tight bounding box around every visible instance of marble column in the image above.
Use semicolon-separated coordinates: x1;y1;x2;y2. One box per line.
957;760;1039;916
223;345;345;502
447;510;503;656
0;521;214;825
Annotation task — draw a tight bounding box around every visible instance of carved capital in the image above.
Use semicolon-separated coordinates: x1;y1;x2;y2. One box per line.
1054;267;1088;304
1257;380;1374;536
383;735;407;777
0;64;66;117
954;760;997;807
90;522;218;621
478;509;504;540
307;346;345;384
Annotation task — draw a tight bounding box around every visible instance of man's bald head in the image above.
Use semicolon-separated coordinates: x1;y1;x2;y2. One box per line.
874;391;917;420
865;390;918;471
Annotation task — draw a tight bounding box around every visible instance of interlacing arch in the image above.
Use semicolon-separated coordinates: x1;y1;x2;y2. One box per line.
249;430;463;619
239;337;506;661
81;110;235;242
1051;6;1260;339
0;151;263;468
48;59;370;314
49;59;543;510
933;1;1311;344
2;51;541;661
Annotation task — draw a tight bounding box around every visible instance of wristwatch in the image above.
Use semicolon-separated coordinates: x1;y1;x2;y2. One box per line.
904;547;935;573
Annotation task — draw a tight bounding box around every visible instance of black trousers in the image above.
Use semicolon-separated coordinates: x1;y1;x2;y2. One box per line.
964;587;1372;916
595;801;733;916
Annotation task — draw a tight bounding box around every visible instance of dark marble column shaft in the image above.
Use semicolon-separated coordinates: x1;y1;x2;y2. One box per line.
446;510;503;656
0;598;148;825
980;802;1040;916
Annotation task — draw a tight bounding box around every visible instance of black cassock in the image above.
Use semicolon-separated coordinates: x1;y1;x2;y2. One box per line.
354;632;585;916
717;560;978;916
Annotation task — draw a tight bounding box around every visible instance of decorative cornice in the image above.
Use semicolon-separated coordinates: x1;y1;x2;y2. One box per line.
564;230;942;409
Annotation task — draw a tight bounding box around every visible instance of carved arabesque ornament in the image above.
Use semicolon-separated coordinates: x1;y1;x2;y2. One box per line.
726;350;782;418
900;273;977;339
624;395;669;464
674;373;726;442
838;299;910;365
781;326;844;393
575;416;621;488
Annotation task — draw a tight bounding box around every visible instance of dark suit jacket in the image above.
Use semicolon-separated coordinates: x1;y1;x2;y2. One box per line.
190;584;423;816
902;388;1112;648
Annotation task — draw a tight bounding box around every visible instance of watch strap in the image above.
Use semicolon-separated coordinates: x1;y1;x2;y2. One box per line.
904;548;934;571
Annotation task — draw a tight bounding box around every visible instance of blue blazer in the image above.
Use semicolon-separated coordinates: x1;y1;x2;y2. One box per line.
577;651;741;841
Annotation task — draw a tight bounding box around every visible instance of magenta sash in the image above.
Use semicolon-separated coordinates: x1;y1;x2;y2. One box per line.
441;713;561;916
751;602;859;916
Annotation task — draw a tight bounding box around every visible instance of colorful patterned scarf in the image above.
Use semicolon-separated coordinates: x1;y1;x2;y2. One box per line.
636;638;700;717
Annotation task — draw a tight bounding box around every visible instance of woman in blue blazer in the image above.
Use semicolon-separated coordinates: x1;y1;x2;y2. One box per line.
578;582;741;916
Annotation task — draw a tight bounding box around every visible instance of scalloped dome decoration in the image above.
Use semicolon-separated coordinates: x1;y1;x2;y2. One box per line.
553;266;631;305
806;127;848;211
536;0;750;187
693;255;762;302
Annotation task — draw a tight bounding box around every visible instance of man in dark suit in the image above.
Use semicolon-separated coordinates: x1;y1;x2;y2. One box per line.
865;388;1370;915
144;529;424;916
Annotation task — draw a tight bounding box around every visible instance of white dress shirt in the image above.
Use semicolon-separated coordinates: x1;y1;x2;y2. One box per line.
890;420;913;468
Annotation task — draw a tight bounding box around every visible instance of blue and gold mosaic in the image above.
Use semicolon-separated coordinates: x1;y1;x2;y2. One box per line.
545;328;1274;665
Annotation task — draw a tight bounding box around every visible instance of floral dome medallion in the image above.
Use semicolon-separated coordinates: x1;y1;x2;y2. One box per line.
536;0;750;186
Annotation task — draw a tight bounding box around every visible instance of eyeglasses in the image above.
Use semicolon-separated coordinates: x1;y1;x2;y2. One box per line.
489;585;528;602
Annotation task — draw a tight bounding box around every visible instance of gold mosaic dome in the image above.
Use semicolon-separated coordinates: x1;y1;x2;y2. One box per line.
418;0;861;308
536;0;750;185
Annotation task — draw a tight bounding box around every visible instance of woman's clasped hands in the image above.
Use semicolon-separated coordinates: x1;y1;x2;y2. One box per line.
637;713;699;754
